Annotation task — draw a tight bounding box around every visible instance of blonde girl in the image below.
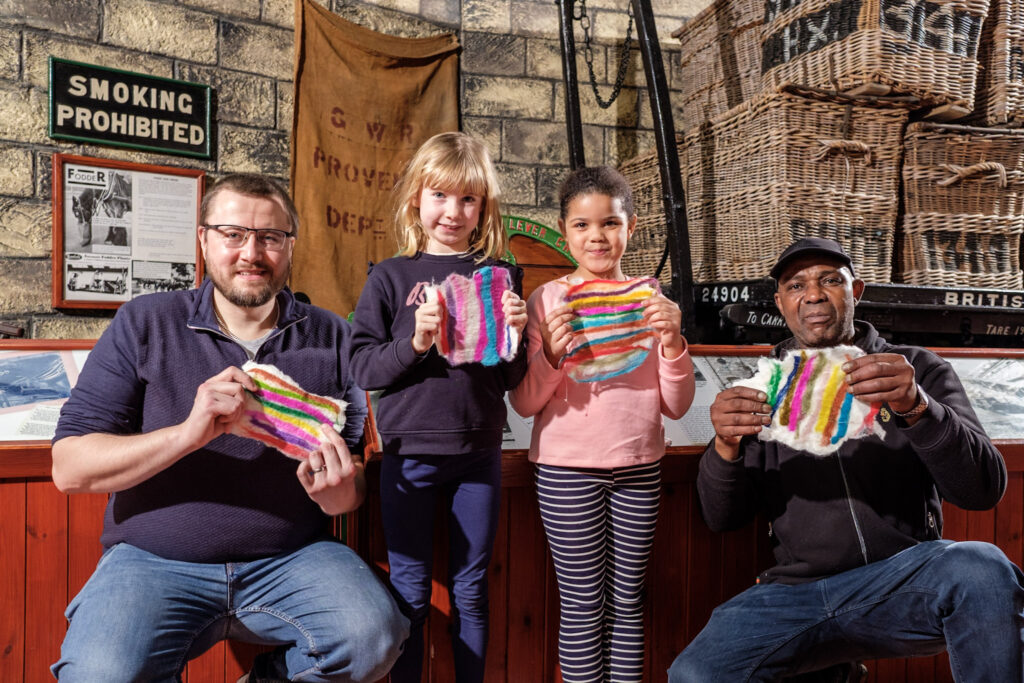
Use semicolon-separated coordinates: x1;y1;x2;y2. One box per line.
349;132;528;683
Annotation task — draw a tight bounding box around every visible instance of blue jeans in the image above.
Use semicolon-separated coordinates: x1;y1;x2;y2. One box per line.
669;540;1024;682
380;447;502;683
53;539;409;682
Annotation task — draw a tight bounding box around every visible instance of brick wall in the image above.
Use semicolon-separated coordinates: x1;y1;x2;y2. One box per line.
0;0;708;337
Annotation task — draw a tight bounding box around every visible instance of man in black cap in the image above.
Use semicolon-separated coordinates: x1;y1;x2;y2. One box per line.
669;238;1024;682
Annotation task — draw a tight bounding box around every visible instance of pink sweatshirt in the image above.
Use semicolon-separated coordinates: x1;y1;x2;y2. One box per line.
509;277;696;468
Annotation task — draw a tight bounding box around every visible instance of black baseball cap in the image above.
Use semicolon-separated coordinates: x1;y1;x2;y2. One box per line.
769;237;855;280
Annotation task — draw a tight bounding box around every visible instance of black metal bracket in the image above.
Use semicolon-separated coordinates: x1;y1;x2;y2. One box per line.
556;0;696;335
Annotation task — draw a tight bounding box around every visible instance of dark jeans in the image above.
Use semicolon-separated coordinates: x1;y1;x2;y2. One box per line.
380;447;502;683
670;540;1024;682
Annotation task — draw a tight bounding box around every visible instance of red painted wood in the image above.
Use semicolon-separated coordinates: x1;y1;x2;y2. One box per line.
685;482;721;644
0;481;27;682
484;496;510;683
505;485;547;682
648;463;690;682
25;481;67;683
66;493;106;599
997;473;1024;568
186;642;228;682
6;443;1024;682
428;499;455;682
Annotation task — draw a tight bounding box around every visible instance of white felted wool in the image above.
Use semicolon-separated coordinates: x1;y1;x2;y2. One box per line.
735;345;884;456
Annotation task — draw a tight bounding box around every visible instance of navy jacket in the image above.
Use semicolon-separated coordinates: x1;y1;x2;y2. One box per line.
54;279;368;563
697;321;1006;585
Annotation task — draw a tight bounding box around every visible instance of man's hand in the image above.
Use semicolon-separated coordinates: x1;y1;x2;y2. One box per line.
297;424;364;516
643;293;684;359
412;300;442;354
502;289;528;336
710;386;772;461
843;353;918;414
540;304;575;369
178;366;257;452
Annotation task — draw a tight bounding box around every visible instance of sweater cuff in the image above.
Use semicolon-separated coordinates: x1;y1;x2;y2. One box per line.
702;442;746;478
658;339;692;378
899;389;945;447
394;335;429;369
531;347;564;384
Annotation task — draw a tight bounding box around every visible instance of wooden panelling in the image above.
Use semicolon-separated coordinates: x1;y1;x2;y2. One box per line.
3;450;1024;682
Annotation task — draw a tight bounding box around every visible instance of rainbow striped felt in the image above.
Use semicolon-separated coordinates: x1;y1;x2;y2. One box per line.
734;345;883;456
228;362;347;461
562;277;659;383
424;266;520;367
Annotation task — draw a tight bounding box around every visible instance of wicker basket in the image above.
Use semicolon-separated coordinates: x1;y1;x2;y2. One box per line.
974;0;1024;126
760;0;989;110
680;84;911;282
671;0;763;132
900;121;1024;288
618;144;703;286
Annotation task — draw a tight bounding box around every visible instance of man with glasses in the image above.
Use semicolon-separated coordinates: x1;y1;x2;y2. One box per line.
51;174;408;682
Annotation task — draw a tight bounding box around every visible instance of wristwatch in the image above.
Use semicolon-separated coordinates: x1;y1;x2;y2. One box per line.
892;386;929;419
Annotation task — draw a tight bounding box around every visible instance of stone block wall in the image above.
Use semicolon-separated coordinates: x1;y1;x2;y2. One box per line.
0;0;709;338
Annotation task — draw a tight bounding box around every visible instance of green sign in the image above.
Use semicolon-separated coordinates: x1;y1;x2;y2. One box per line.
503;215;576;265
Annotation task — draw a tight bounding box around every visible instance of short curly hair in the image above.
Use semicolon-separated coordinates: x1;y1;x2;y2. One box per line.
558;166;635;219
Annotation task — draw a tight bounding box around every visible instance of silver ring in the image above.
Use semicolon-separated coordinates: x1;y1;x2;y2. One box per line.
310;466;326;474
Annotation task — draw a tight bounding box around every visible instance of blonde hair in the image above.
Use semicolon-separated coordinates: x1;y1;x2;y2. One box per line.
393;132;507;260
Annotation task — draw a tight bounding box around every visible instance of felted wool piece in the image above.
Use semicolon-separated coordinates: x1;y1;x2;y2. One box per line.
424;266;520;367
562;277;659;383
229;362;347;461
734;345;884;456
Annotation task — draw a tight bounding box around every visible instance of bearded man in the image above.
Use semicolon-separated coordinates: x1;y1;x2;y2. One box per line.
51;174;408;683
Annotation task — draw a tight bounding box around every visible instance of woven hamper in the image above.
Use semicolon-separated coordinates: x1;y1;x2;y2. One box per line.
974;0;1024;125
760;0;989;111
618;143;708;286
900;121;1024;288
671;0;763;132
680;85;911;282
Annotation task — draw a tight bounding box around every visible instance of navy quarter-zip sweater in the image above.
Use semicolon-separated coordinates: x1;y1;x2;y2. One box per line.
54;279;368;563
697;321;1006;585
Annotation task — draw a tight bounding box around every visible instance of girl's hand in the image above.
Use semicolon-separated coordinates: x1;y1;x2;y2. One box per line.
502;290;528;335
412;300;442;354
541;304;575;369
643;293;684;360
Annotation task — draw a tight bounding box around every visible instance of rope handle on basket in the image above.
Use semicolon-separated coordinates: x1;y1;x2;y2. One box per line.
812;139;873;165
937;162;1008;188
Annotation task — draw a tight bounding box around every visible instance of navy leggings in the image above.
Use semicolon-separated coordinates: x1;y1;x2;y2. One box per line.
536;461;662;683
380;447;502;683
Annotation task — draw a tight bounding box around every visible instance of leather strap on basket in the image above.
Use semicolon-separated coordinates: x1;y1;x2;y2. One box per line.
937;161;1008;188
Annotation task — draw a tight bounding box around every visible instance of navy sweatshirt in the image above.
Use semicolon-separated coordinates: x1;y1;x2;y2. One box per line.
349;253;527;455
697;321;1006;585
54;280;368;563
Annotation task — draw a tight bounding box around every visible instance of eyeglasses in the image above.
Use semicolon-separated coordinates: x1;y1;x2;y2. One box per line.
202;225;293;251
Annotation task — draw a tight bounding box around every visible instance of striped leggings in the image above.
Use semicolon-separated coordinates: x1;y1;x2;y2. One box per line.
536;461;661;683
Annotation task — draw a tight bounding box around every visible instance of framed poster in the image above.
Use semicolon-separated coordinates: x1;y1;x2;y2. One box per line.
52;153;205;309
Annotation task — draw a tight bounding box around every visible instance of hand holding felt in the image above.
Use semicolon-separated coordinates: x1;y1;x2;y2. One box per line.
734;345;884;455
423;266;520;366
228;362;347;460
561;277;659;383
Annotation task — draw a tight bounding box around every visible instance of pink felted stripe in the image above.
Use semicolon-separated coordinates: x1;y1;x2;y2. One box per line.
788;354;817;431
472;270;489;363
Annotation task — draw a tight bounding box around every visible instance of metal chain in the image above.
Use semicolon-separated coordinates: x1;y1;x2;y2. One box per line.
574;0;634;109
